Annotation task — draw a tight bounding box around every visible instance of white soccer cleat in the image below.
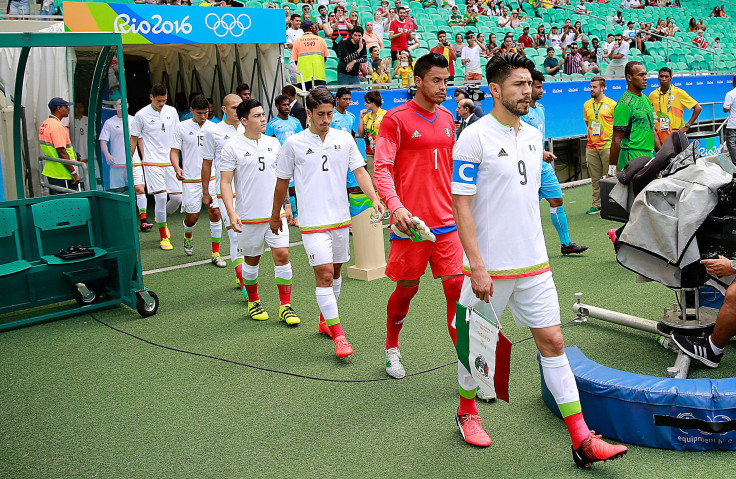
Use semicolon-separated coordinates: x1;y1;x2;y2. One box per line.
385;347;406;379
476;387;496;402
390;216;436;242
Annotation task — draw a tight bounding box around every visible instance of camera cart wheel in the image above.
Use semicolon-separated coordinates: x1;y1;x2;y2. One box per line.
136;290;159;318
74;283;98;306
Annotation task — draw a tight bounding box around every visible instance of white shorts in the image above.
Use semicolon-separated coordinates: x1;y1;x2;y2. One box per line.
215;171;235;227
182;180;218;214
236;217;290;257
457;270;561;329
302;227;350;267
144;164;182;194
132;163;144;186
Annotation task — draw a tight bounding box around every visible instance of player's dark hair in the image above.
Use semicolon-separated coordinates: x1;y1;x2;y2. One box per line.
335;87;352;99
305;88;336;111
190;94;209;111
236;83;251;95
275;94;290;105
485;52;534;85
437;30;446;38
364;90;383;106
237;99;263;119
531;69;545;84
207;97;214;105
188;91;200;102
414;53;449;80
624;61;644;78
151;83;167;97
659;66;672;76
282;85;297;97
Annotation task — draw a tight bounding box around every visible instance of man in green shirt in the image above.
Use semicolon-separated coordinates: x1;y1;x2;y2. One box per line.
609;61;661;173
448;5;464;26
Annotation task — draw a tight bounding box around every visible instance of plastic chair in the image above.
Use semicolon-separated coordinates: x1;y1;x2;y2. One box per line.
0;208;31;277
31;197;107;265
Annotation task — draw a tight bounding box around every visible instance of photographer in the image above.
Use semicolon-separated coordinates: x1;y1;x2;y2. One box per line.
672;256;736;369
430;30;458;78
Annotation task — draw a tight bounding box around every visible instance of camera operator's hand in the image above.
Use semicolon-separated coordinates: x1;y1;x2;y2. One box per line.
701;255;736;277
542;150;557;163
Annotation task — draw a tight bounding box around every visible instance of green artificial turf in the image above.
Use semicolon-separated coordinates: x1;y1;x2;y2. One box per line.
1;185;733;478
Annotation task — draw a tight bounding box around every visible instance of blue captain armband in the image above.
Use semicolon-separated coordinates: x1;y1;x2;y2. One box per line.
452;159;478;185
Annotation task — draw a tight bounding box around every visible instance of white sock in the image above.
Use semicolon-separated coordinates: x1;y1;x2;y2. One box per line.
274;263;293;282
210;220;222;240
709;336;724;355
136;193;147;211
227;228;238;262
243;263;259;282
332;276;343;301
316;286;339;321
153;192;167;224
183;219;194;234
540;354;580;406
166;194;182;214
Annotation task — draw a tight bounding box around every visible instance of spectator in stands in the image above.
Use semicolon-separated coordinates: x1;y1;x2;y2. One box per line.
620;0;632;7
548;25;562;50
613;10;625;26
636;22;652;52
535;25;547;48
358;90;387;176
424;0;439;7
39;97;80;192
390;7;415;61
720;5;728;17
498;8;511;27
449;5;465;25
560;25;577;48
349;10;361;28
486;33;498;52
207;98;221;123
692;29;710;49
291;21;329;90
652;18;666;38
509;9;526;28
575;0;587;13
372;12;389;37
486;0;502;16
724;76;736;161
698;19;708;31
371;60;391;87
623;21;637;46
491;35;518;54
331;5;354;43
601;33;614;61
461;31;483;83
336;25;367;85
38;0;55;16
455;99;480;137
442;0;456;10
393;50;414;87
605;33;629;78
688;17;698;32
590;37;602;62
316;6;333;36
377;0;390;17
287;14;304;50
714;37;722;50
573;21;585;40
368;46;382;72
710;6;721;17
563;43;584;74
302;4;315;22
364;20;384;51
544;46;562;76
581;51;601;73
236;83;251;102
282;85;307;129
284;5;292;26
464;4;480;27
453;32;465;56
431;30;458;78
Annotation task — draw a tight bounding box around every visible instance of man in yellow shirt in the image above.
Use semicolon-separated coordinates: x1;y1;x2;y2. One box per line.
358;90;387;177
39;97;81;194
290;20;329;90
583;76;616;214
649;67;702;145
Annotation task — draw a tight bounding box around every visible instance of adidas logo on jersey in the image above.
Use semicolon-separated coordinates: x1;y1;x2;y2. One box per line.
306;148;314;154
188;131;194;135
411;130;422;138
245;151;251;156
224;135;230;139
498;148;509;157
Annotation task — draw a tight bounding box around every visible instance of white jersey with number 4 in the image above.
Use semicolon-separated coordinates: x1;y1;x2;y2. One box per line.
220;134;282;224
130;104;179;165
171;119;214;183
451;114;549;279
276;128;366;234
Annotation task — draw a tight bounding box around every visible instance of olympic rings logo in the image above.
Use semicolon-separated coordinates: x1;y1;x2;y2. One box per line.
204;12;252;37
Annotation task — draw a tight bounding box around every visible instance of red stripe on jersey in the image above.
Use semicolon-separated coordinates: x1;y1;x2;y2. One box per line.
374;100;456;230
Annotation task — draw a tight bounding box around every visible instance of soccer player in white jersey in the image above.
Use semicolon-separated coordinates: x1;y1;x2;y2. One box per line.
271;88;384;358
130;84;181;250
219;99;300;326
169;94;226;267
451;53;628;466
202;94;244;287
100;99;152;231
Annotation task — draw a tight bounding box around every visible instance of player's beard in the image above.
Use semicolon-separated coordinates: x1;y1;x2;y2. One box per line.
501;92;529;117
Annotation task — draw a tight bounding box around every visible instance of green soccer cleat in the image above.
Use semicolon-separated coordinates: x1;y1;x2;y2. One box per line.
279;304;301;326
248;300;269;321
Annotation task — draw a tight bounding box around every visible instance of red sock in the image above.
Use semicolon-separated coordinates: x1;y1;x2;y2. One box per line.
329;322;344;338
235;264;244;289
442;276;463;346
158;226;167;240
385;283;419;349
458;395;478;416
139;212;147;221
564;413;590;449
185;232;193;239
212;241;220;254
277;284;292;305
245;283;259;302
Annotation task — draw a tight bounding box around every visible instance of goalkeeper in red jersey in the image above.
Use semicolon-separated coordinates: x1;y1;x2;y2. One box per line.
374;52;463;383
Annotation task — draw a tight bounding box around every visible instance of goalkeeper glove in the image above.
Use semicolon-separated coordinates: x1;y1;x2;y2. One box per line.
390;216;436;242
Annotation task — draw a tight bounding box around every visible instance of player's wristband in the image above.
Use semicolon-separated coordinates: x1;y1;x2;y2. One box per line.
608;165;616;176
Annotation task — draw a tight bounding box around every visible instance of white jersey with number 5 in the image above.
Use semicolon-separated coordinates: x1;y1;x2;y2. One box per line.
276;128;366;234
451;114;549;279
130;104;179;165
171;119;214;182
220;134;282;223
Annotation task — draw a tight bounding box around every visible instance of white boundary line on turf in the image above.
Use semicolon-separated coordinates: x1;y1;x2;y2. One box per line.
143;241;304;275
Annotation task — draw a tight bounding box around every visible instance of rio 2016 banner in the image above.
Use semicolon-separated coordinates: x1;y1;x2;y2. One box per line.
63;2;285;45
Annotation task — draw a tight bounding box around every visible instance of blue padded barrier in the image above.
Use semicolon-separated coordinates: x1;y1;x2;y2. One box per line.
540;347;736;450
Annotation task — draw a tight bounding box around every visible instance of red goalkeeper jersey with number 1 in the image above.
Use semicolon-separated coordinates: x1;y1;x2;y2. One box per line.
374;100;456;230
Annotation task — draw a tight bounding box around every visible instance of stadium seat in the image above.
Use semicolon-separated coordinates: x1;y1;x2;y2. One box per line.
0;208;31;277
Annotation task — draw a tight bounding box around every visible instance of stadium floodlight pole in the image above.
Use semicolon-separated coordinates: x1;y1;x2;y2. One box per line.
551;5;610;42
